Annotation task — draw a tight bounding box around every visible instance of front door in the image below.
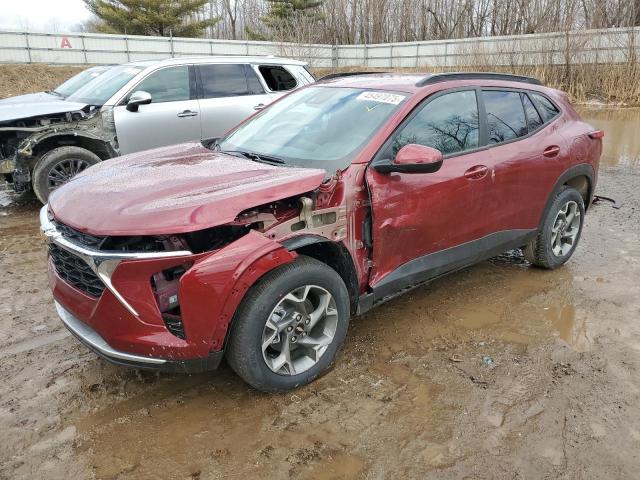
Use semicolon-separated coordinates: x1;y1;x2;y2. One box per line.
114;65;200;154
366;89;494;299
196;63;274;139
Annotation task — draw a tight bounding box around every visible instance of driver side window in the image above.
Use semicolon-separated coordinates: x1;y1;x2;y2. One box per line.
131;66;190;103
391;90;479;157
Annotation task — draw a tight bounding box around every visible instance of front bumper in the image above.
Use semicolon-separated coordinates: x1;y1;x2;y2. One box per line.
40;204;296;371
56;300;224;372
41;204;221;368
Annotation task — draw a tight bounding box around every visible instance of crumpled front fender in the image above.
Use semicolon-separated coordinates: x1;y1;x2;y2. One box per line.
179;230;297;353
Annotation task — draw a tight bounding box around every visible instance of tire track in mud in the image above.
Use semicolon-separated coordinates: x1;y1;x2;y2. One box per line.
0;330;70;358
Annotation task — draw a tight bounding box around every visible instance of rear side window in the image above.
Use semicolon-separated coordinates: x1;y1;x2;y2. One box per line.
482;90;527;143
198;64;252;98
391;90;479;156
530;93;560;121
522;93;543;132
258;65;297;91
134;66;190;103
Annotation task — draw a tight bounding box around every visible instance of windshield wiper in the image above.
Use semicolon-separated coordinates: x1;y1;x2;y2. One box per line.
220;149;285;165
48;90;64;98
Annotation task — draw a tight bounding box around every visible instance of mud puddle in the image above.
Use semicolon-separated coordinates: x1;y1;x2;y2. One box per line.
578;106;640;168
2;108;640;479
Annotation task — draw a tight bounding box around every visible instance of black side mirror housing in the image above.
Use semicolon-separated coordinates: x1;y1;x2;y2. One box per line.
373;144;444;174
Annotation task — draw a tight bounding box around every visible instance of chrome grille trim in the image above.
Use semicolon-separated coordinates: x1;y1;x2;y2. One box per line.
40;205;193;318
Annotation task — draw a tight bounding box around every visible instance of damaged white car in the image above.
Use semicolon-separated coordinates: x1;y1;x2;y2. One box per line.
0;56;314;203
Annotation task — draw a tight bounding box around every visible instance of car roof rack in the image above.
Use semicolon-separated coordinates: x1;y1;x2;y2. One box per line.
416;72;542;87
318;71;389;81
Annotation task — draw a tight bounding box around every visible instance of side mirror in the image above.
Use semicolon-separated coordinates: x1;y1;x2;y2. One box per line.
126;90;152;112
373;144;444;174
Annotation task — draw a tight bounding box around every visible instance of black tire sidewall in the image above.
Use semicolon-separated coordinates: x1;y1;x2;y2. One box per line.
226;257;350;393
32;146;101;203
538;187;585;268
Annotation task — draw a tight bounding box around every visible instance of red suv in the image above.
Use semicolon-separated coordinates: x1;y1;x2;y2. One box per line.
41;73;602;392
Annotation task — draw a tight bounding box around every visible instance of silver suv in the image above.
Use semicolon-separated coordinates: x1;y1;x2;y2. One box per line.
0;56;313;203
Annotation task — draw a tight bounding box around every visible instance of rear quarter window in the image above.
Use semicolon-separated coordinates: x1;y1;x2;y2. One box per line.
530;93;560;122
258;65;297;91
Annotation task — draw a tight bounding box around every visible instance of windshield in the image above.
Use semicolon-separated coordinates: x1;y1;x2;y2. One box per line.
67;65;144;106
217;86;407;171
54;66;111;98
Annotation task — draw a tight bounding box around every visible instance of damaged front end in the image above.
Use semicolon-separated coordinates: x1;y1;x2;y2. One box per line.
0;103;118;191
43;170;353;349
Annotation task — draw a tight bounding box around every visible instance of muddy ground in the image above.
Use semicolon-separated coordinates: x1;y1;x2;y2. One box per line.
1;107;639;479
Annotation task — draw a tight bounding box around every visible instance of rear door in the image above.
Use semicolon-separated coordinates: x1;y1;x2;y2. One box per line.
479;89;566;233
196;63;272;139
366;89;493;297
113;65;200;154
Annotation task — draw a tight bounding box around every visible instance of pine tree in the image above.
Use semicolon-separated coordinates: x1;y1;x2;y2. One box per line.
83;0;218;37
263;0;324;33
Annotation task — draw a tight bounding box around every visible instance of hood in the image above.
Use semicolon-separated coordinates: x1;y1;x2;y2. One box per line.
48;142;326;236
0;91;62;105
0;100;89;124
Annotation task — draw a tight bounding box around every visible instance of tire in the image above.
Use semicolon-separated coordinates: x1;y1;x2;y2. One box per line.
523;186;585;269
32;146;101;204
226;256;350;393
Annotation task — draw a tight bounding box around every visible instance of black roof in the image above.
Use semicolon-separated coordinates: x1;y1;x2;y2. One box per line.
416;72;542;87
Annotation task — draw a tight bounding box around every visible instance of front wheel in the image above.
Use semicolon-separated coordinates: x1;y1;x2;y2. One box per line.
523;186;585;269
226;256;350;392
32;146;101;203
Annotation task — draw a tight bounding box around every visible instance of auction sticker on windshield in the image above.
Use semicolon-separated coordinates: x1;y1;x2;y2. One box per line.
357;91;404;105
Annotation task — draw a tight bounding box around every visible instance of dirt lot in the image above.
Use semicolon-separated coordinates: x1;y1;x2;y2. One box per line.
0;65;85;100
1;107;639;480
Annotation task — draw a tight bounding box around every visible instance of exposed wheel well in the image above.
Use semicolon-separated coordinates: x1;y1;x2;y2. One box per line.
291;241;359;316
32;135;113;162
563;175;591;209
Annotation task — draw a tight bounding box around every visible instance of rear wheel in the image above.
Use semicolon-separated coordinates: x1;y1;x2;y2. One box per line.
32;146;101;203
523;186;585;269
226;256;350;392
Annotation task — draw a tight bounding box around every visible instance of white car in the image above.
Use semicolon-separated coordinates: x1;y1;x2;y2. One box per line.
0;56;314;202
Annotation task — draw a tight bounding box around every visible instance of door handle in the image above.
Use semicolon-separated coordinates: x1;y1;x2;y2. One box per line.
464;165;489;180
254;103;266;111
177;110;198;118
543;145;560;157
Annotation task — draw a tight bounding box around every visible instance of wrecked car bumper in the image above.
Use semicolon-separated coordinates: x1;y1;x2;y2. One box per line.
55;300;224;372
41;205;296;371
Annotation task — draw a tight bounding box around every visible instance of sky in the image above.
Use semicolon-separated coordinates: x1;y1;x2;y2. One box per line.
0;0;93;32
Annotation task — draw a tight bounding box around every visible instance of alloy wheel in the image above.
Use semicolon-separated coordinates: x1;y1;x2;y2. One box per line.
262;285;338;376
47;158;91;190
551;200;581;257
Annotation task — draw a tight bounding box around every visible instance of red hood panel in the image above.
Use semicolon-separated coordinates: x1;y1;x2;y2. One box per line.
48;142;325;236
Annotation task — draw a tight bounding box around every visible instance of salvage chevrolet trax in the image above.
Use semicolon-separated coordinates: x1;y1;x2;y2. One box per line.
41;73;603;392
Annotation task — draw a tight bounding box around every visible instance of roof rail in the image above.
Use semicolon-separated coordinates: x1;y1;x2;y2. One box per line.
416;72;542;87
318;71;389;81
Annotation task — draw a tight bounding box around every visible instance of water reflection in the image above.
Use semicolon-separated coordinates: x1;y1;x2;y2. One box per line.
577;107;640;168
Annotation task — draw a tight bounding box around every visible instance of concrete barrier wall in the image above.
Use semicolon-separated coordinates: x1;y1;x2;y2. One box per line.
0;27;637;68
